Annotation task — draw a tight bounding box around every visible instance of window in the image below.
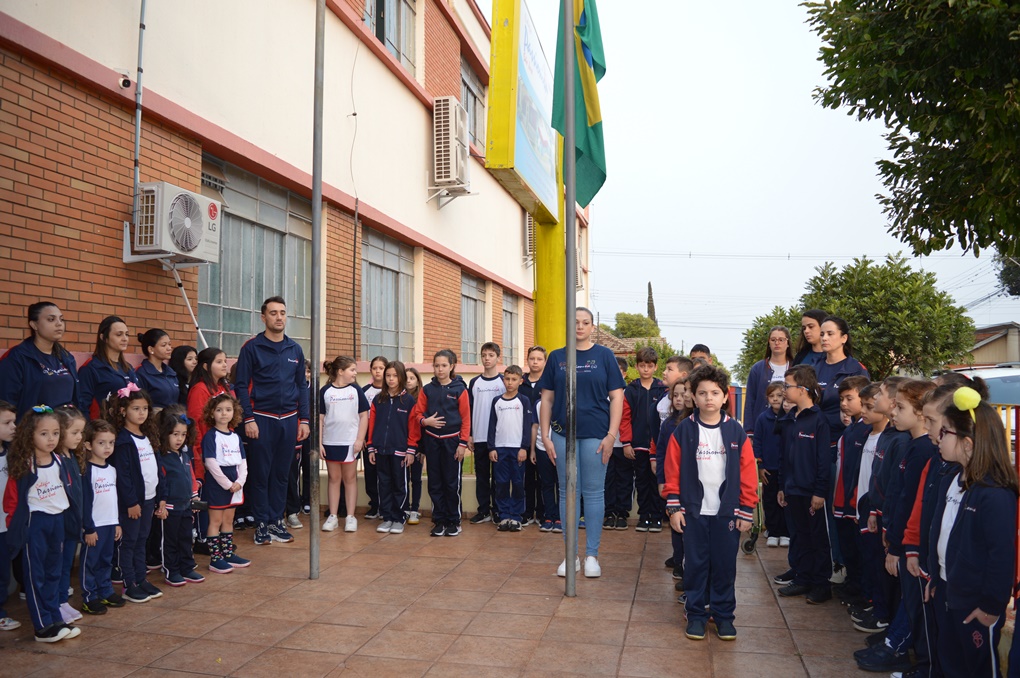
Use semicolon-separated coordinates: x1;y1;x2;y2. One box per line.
502;294;518;366
362;229;414;362
365;0;416;72
461;273;486;364
198;164;311;357
461;60;485;148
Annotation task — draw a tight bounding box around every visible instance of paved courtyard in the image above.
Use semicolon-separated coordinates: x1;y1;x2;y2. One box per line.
1;513;879;677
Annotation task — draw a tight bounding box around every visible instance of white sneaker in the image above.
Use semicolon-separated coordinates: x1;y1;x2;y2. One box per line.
830;565;847;585
556;557;581;577
779;536;791;547
389;523;404;534
767;536;779;548
407;511;420;525
59;602;82;623
286;513;303;529
0;617;21;631
584;556;601;578
322;515;339;532
377;521;393;533
345;515;358;532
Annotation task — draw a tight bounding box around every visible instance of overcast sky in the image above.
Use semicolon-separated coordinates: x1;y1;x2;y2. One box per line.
484;1;1018;369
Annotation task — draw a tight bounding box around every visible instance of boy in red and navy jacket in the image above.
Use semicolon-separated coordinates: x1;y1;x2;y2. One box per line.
664;365;757;642
619;347;667;531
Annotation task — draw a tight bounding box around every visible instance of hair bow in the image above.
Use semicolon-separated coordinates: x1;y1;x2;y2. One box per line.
31;405;53;414
117;382;141;399
953;386;981;422
179;414;192;426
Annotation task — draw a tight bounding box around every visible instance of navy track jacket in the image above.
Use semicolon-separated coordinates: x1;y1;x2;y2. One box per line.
831;419;873;519
78;357;138;420
776;405;831;498
620;378;666;451
742;360;784;432
110;429;151;510
752;406;785;472
885;434;938;556
3;453;82;553
137;360;181;411
367;391;418;456
0;338;79;420
234;332;310;425
407;376;471;453
156;448;199;514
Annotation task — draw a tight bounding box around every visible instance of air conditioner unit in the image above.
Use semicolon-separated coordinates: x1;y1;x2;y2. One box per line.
433;96;470;190
134;182;221;264
523;213;536;264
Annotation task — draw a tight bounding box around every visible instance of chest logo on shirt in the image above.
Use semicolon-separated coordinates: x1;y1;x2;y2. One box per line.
730;442;738;450
798;432;815;440
36;362;70;377
287;358;299;364
94;476;115;495
696;441;724;461
33;478;61;501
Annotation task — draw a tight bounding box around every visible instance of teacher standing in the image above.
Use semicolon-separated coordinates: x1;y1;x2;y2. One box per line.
538;307;625;580
0;301;79;419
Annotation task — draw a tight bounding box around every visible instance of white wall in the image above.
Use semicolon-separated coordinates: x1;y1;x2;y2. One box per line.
6;0;530;290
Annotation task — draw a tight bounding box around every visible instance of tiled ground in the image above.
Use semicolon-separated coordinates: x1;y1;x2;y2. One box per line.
0;514;881;677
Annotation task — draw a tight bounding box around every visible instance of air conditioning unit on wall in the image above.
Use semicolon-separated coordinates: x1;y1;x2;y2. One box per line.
432;96;470;191
133;181;221;264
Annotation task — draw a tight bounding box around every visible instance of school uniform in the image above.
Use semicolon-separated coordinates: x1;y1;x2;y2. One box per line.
663;413;758;625
58;452;83;606
402;394;425;515
0;338;79;420
532;399;559;524
656;413;684;571
487;392;533;523
619;378;667;525
202;429;247;509
136;361;181;411
742;359;789;433
0;445;9;620
753;407;790;540
469;374;506;518
366;391;417;524
829;418;871;593
928;472;1017;678
186;381;232;481
319;383;370;463
156;448;200;579
408;376;471;530
234;332;309;531
865;427;911;619
3;453;80;632
81;461;119;605
776;405;832;588
110;429;158;588
78;357;138;420
815;357;869;447
518;377;544;523
361;383;383;515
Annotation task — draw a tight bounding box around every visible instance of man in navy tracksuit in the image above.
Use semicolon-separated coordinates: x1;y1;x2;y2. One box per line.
619;347;667;531
234;296;310;546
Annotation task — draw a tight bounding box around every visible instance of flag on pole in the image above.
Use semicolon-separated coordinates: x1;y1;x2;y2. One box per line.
552;0;606;208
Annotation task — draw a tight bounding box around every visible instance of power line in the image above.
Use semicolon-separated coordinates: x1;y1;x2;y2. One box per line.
592;249;973;261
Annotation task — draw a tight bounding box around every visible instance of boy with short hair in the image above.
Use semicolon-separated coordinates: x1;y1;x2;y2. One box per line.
620;347;667;532
0;401;20;631
487;365;532;532
689;344;713;365
468;342;506;524
830;375;871;602
519;346;547;526
654;355;692;578
664;365;757;641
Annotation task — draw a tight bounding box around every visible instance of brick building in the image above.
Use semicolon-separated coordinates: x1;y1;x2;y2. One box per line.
0;0;589;373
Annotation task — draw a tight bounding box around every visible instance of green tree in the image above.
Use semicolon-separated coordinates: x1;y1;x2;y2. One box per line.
736;255;974;382
804;1;1020;256
647;282;657;326
995;253;1020;297
627;337;680;381
614;312;660;338
733;306;804;383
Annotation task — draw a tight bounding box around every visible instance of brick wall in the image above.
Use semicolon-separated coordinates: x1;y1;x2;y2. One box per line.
523;297;534;349
490;283;503;348
424;0;461;99
325;205;360;359
422;250;460;359
0;47;202;351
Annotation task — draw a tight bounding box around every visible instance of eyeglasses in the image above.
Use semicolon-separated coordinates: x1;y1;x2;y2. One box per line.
783;384;805;390
938;427;958;441
769;337;788;343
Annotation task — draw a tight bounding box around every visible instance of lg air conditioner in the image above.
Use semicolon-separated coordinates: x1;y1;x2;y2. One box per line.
133;182;221;264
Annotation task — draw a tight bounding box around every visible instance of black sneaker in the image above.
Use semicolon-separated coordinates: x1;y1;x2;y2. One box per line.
509;520;522;532
81;600;107;615
849;604;874;622
856;643;912;672
139;580;163;599
892;666;930;678
866;629;888;648
445;523;462;536
193;540;211;556
806;586;832;605
635;518;651;532
101;592;125;608
773;569;796;585
244;516;256;528
602;515;616;529
685;619;706;640
430;523;447;537
715;620;737;640
778;583;810;597
34;623;71;643
233;517;246;531
365;510;382;520
254;522;272;545
674;578;685;592
111;566;124;586
497;519;512;532
469;512;492;525
672;564;684;580
664;557;676;568
649;520;663;533
123;585;150;604
677;592;687;605
268;521;294;543
615;516;628;530
853;611;890;634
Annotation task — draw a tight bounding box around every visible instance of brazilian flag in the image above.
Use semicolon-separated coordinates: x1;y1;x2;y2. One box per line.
552;0;606;208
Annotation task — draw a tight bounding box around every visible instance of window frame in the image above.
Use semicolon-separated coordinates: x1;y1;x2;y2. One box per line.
461;273;487;364
502;293;518;367
361;228;415;362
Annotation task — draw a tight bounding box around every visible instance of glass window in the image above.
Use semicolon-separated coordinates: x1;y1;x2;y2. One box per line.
461;273;486;364
366;0;416;73
461;60;485;148
502;293;518;366
361;229;414;362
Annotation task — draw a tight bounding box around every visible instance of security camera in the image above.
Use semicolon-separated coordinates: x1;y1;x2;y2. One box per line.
118;75;132;89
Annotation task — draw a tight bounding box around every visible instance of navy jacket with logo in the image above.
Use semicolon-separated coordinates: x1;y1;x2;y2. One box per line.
752;406;785;472
3;453;82;553
110;429;152;510
137;360;181;411
156;447;199;514
234;332;310;425
367;391;418;456
886;434;938;556
620;378;667;452
0;338;79;420
832;419;873;519
927;473;1018;617
78;356;138;420
407;375;471;452
869;428;910;521
776;405;831;498
902;458;958;570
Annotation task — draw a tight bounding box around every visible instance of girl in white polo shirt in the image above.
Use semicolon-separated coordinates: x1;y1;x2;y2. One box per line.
319;357;369;533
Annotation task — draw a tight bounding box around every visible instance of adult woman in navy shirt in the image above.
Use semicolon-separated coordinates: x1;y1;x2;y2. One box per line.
792;309;828;368
742;325;793;432
0;301;79;419
136;328;179;412
78;315;139;419
816;316;869;446
538;307;625;579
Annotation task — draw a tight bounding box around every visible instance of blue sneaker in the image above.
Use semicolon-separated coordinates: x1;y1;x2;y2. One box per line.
578;517;586;530
685;619;706;640
268;521;294;543
254;522;271;545
539;520;554;532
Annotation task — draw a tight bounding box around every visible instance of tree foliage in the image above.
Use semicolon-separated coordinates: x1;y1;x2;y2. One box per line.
614;312;661;338
625;337;680;381
804;1;1020;256
647;282;658;325
735;255;974;382
995;253;1020;297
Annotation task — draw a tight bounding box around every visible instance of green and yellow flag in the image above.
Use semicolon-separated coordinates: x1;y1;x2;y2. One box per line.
552;0;606;208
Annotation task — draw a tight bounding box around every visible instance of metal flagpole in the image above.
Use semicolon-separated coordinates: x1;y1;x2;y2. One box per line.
562;0;579;598
309;0;325;579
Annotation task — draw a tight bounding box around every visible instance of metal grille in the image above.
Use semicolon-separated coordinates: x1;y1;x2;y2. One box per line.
135;188;157;248
434;96;453;183
201;171;226;193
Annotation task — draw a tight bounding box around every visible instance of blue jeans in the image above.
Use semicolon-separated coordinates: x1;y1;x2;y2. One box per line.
551;433;607;557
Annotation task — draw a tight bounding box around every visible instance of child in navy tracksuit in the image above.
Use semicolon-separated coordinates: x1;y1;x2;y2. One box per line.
487;365;532;532
619;347;667;532
80;419;125;615
361;355;388;520
928;388;1017;678
367;361;418;533
663;365;757;641
0;402;18;631
3;407;83;642
775;365;832;604
403;367;425;524
656;379;691;588
54;406;86;624
604;357;629;530
154;406;204;586
408;350;471;537
753;382;789;547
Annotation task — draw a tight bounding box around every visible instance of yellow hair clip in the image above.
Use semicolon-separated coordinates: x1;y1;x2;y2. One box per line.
953;386;981;422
